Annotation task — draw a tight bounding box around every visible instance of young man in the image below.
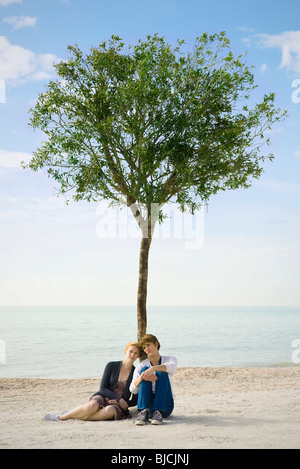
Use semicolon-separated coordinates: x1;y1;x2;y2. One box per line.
129;334;178;425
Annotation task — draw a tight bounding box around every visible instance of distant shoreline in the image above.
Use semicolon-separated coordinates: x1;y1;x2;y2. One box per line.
1;362;299;381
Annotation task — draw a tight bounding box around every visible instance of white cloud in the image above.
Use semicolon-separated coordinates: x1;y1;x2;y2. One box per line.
255;30;300;74
0;149;32;167
255;179;300;195
238;26;256;33
294;147;300;158
0;0;22;5
260;63;268;73
0;36;59;84
3;15;37;29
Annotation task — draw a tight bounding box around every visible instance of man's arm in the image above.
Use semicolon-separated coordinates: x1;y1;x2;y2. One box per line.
129;361;158;393
141;364;166;381
163;356;178;375
129;364;143;394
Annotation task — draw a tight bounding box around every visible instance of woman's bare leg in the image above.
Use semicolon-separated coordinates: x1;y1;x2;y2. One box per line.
87;405;116;421
59;400;99;421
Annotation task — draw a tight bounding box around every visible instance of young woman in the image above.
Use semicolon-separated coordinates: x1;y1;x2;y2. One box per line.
44;342;141;422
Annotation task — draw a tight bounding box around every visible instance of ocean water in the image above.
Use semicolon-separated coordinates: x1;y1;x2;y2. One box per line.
0;305;299;379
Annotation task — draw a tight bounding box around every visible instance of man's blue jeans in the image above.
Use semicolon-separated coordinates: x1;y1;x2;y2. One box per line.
137;366;174;418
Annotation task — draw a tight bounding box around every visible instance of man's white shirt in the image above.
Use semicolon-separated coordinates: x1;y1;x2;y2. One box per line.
130;355;178;395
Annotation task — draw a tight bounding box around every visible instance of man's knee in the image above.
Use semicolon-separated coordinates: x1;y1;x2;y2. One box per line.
155;370;168;382
140;366;150;373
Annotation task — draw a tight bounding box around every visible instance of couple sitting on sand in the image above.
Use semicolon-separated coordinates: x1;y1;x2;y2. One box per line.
44;334;178;426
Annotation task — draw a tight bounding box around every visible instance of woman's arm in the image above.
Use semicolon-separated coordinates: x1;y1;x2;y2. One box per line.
107;398;128;410
118;398;128;410
99;362;121;401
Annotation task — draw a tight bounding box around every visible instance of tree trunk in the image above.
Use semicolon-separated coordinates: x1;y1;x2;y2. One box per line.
137;235;152;342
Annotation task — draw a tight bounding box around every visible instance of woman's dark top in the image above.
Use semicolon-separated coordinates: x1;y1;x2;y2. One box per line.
92;361;138;408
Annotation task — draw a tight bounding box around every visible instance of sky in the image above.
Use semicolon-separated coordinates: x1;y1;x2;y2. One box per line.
0;0;300;307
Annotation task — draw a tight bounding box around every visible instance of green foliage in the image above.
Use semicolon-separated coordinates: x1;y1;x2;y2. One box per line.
26;32;287;223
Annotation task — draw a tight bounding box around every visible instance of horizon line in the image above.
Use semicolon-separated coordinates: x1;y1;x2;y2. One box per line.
0;304;299;308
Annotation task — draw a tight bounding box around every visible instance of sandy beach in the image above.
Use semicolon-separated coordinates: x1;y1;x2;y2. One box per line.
0;366;299;449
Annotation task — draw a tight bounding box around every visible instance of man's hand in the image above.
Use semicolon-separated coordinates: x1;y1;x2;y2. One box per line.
141;367;158;382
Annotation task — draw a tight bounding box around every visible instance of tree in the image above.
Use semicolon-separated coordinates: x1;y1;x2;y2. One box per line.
25;32;287;341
